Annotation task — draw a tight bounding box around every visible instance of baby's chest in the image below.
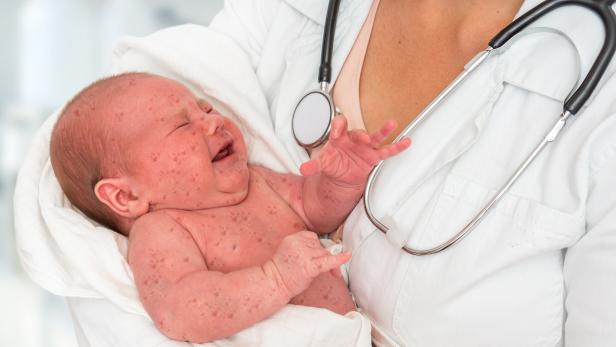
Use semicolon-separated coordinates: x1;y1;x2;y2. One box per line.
192;202;306;272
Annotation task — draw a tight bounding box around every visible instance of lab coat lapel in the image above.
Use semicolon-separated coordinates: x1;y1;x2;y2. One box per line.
370;59;505;216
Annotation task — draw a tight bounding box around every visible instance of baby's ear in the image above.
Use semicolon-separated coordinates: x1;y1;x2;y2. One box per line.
94;178;149;219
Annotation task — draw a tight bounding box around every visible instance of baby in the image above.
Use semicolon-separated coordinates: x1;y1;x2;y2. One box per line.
49;73;410;343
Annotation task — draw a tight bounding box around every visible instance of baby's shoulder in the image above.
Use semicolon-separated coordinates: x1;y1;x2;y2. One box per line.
132;210;177;229
129;210;189;243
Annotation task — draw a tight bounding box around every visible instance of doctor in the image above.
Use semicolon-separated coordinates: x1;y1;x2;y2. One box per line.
210;0;616;346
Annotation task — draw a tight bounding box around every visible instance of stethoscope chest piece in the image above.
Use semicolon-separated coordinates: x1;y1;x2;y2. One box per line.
292;90;334;148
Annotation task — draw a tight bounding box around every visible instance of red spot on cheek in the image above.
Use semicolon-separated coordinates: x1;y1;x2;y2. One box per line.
74;110;81;117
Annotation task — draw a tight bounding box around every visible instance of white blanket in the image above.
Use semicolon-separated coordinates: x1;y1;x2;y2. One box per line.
14;24;371;347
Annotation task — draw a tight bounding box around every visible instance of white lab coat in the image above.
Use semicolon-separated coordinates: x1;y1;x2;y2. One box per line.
206;0;616;346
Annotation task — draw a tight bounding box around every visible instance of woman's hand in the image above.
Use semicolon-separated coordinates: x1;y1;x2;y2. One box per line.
300;115;411;187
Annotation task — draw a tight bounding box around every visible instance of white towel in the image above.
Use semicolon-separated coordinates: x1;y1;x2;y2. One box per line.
14;24;371;346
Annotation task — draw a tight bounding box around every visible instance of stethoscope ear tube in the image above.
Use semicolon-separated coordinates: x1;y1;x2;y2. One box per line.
319;0;342;83
490;0;616;115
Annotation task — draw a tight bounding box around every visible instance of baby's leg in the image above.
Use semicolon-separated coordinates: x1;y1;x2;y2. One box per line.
290;272;355;315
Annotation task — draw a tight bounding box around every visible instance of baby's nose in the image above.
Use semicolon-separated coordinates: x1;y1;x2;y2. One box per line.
202;114;224;135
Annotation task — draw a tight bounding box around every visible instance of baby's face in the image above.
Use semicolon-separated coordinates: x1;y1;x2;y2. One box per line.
117;76;250;211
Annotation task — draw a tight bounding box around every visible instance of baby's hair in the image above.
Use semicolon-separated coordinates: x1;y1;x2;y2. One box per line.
50;72;152;232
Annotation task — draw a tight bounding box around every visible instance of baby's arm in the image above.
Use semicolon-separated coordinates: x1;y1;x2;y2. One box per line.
128;212;350;343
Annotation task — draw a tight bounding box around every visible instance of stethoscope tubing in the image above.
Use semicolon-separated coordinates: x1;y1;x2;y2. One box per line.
319;0;342;85
490;0;616;114
363;0;616;255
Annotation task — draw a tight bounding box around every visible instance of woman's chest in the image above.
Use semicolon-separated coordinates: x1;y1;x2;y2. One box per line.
358;1;521;143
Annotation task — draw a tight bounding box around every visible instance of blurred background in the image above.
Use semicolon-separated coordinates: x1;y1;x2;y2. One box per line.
0;0;223;345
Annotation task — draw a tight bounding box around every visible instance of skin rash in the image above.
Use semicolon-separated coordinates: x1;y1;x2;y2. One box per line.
57;74;410;343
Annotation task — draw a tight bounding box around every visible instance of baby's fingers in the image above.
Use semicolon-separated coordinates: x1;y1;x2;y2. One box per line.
329;115;349;140
370;120;398;146
378;137;412;159
300;159;321;176
313;251;352;273
349;129;371;145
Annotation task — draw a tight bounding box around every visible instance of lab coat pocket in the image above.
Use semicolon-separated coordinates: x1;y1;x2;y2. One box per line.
390;173;583;346
424;173;585;252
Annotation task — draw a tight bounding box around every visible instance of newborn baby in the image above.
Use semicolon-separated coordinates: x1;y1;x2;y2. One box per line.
50;73;410;343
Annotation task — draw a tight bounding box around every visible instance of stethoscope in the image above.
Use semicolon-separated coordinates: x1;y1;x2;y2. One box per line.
292;0;616;255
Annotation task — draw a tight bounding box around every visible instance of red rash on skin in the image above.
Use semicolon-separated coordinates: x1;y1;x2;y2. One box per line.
73;74;410;343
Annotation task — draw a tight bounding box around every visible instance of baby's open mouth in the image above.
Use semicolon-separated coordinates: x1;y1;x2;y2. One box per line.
212;142;234;162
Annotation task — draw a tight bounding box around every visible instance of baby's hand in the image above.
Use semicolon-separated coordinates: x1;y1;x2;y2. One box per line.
265;231;351;300
300;115;411;186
